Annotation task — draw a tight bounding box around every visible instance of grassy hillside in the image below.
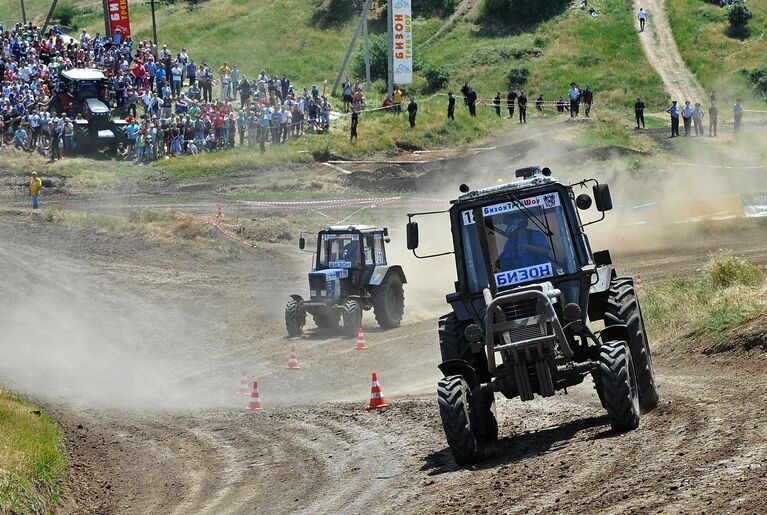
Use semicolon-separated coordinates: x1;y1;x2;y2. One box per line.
0;389;66;513
667;0;767;102
2;0;668;178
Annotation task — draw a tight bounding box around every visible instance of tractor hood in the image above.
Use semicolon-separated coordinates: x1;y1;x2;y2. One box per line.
309;269;349;280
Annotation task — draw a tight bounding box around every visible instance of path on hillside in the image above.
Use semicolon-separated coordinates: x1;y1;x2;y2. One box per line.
422;0;480;47
635;0;706;103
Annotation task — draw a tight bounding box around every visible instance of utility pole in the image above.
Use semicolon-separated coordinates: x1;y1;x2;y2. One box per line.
20;0;27;25
102;0;110;35
43;0;61;34
331;0;372;97
363;12;371;91
387;0;393;98
150;0;159;48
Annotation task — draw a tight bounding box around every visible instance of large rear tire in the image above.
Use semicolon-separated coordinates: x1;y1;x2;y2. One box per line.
605;277;659;411
598;340;640;431
437;375;484;466
285;297;306;337
372;273;405;329
342;299;362;339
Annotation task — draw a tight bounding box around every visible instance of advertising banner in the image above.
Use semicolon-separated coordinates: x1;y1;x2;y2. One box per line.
742;193;767;217
107;0;131;41
392;0;413;85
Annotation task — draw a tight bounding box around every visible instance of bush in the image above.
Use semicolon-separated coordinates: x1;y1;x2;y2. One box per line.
311;0;356;28
727;0;753;39
414;0;456;18
54;2;80;27
743;66;767;98
479;0;568;26
423;64;450;91
351;33;388;83
706;250;764;289
507;66;530;87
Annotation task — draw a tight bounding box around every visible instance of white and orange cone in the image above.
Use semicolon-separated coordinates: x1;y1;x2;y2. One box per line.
634;273;644;292
366;372;389;410
286;344;301;370
236;370;249;395
247;381;263;411
354;327;368;350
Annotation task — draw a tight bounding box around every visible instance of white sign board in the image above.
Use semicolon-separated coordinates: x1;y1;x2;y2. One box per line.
392;0;413;85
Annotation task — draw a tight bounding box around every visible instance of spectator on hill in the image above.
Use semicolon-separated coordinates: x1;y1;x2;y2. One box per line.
568;83;580;117
507;89;517;118
350;109;359;142
393;85;403;115
518;91;527;123
634;97;645;129
708;103;718;137
535;94;544;113
733;98;743;134
681;100;693;136
637;8;647;32
467;88;477;117
692;102;704;136
582;84;593;117
493;92;501;117
407;97;418;128
447;92;455;120
461;81;470;107
667;100;680;137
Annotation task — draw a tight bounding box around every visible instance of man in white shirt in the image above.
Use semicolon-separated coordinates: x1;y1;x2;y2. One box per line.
637;8;647;32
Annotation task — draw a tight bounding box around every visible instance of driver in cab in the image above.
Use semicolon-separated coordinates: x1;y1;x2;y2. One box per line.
342;239;359;266
497;211;553;271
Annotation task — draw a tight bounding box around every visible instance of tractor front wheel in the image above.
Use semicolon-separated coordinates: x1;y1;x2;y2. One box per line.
438;375;484;466
285;297;306;337
372;273;405;329
598;340;641;431
342;299;362;338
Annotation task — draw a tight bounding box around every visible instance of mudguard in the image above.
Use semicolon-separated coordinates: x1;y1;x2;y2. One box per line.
600;324;629;345
368;265;407;286
438;359;479;389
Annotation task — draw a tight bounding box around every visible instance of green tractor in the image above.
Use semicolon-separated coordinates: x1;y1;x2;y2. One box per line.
406;166;658;465
285;225;407;338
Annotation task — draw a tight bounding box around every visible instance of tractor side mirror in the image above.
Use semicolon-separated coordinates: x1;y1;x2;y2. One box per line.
383;227;389;236
298;237;306;250
406;222;419;250
576;194;592;210
593;183;613;212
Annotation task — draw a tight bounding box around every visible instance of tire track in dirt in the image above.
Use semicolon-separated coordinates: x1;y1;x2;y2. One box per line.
635;0;705;102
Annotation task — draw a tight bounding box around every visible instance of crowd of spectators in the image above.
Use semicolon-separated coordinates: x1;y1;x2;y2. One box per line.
0;21;344;162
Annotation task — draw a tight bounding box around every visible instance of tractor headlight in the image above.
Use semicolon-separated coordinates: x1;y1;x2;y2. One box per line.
465;324;483;343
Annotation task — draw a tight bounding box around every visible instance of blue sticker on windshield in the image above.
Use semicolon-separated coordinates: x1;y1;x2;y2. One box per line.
495;262;553;287
329;260;353;269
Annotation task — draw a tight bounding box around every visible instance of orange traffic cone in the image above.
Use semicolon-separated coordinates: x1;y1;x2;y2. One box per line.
634;273;644;292
366;372;389;410
286;344;301;370
247;381;263;411
236;370;249;395
355;327;368;350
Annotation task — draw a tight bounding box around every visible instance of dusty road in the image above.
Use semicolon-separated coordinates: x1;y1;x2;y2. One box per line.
1;197;767;514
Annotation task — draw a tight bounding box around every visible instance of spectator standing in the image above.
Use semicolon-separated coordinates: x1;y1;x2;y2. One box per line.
447;92;456;120
692;102;704;136
582;85;593;117
467;88;477;117
518;91;527;123
507;89;517;118
634;97;646;129
186;59;197;86
342;78;353;112
14;125;27;149
637;8;647;32
350;109;359;142
217;62;231;100
407;97;418;128
733;98;743;134
535;94;544;113
493;92;501;117
29;171;42;210
568;83;580;117
681;101;693;136
460;81;470;107
393;85;403;115
708;103;718;137
667;100;680;137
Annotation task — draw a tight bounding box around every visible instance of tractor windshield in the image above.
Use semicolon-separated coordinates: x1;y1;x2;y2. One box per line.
460;192;579;291
317;233;362;270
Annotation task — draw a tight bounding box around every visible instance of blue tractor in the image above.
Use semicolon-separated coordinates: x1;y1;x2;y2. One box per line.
285;225;407;338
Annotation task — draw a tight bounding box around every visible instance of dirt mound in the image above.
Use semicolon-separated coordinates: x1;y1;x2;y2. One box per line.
704;315;767;355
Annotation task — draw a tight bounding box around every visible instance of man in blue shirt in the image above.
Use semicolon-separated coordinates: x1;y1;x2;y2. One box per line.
733;98;743;134
681;101;694;137
497;211;552;271
667;100;680;137
568;83;580;118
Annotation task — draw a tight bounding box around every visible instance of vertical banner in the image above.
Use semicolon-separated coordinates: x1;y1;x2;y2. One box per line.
107;0;132;40
391;0;413;85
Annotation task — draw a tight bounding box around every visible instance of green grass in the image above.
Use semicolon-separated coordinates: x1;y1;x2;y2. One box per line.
667;0;767;103
0;390;66;514
643;251;767;344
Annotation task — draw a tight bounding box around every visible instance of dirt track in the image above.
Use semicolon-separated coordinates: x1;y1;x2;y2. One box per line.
2;192;767;514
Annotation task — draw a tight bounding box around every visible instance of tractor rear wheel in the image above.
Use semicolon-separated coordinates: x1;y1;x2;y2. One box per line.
598;340;640;431
312;310;339;329
605;277;659;411
372;273;405;329
438;375;484;466
342;299;362;339
285;297;306;337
